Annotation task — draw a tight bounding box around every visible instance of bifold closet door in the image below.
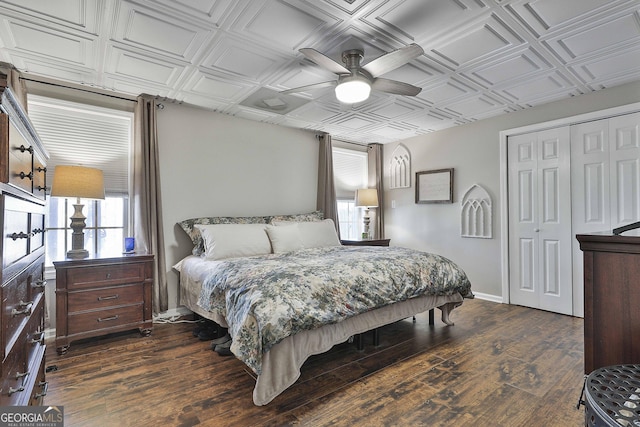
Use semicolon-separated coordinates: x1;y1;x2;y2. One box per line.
571;111;640;317
508;127;572;315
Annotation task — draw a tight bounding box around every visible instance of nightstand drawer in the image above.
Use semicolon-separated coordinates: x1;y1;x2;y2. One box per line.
68;284;143;313
67;304;144;336
66;263;145;290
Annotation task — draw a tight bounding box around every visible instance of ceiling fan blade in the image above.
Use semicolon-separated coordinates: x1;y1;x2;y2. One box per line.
372;78;422;96
362;43;424;77
280;81;337;94
299;48;350;75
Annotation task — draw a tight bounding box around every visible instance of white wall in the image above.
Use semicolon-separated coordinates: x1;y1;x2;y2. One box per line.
384;80;640;301
156;103;319;311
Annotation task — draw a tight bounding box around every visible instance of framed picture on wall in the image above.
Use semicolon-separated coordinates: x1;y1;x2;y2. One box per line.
415;168;454;204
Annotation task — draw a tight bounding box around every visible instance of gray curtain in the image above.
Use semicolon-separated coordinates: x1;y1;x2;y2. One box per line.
368;143;385;239
134;94;168;313
317;133;340;236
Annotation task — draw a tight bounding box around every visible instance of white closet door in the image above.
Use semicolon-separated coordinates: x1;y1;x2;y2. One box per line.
570;112;640;317
508;127;572;315
570;118;609;318
609;112;640;229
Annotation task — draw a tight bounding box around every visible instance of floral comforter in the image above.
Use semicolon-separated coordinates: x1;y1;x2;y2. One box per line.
197;246;473;375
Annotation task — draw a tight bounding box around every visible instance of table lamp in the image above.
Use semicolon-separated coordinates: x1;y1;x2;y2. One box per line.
50;165;105;258
355;188;379;239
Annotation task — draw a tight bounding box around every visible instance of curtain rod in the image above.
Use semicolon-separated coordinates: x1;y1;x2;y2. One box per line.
340;139;370;147
21;77;136;102
317;134;370;147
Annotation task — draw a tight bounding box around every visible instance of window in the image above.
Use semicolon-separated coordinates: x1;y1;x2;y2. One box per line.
27;95;133;267
332;147;368;240
337;199;359;240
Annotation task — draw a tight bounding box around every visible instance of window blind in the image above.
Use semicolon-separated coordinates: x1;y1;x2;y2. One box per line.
27;95;133;194
333;147;368;199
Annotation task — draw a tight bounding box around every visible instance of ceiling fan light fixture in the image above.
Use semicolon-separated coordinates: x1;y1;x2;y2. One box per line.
335;79;371;104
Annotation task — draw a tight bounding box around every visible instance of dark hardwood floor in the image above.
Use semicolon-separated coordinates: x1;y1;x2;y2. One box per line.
43;299;586;426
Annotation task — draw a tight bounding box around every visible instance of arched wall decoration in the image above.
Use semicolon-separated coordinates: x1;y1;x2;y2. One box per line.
461;184;492;239
389;143;411;189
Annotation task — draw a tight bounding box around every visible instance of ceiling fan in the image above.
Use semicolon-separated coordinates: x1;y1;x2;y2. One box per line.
281;43;425;104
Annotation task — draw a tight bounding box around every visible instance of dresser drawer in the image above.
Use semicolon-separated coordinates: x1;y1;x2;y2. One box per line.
7;122;33;194
2;259;44;357
32;150;46;200
68;284;143;314
23;296;45;369
27;259;46;302
2;196;29;269
2;194;45;271
67;304;144;336
30;211;45;253
66;263;146;290
2;271;31;356
0;340;27;406
28;349;47;406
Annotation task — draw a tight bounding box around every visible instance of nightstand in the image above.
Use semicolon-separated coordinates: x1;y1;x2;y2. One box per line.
341;238;390;247
53;252;154;354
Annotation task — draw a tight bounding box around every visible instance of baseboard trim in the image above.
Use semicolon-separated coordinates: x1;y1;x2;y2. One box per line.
471;292;503;304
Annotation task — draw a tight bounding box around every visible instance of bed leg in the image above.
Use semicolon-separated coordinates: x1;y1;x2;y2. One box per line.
356;334;364;351
429;309;434;325
372;328;380;347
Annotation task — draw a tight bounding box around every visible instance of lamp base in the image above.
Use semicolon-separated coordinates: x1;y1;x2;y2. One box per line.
362;208;371;240
66;248;89;259
68;201;89;259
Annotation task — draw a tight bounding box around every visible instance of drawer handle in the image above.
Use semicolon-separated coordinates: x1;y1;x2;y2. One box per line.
35;381;48;398
9;231;30;240
106;273;112;279
36;166;47;173
8;385;25;396
33;279;47;289
12;301;33;317
18;144;33;154
15;371;29;380
97;315;119;322
98;294;119;301
32;228;44;235
19;171;33;180
29;332;45;345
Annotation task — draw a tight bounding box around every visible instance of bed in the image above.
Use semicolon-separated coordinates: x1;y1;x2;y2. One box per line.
174;212;473;405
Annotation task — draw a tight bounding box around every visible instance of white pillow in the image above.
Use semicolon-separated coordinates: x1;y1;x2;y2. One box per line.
195;224;271;260
297;219;341;248
265;224;304;253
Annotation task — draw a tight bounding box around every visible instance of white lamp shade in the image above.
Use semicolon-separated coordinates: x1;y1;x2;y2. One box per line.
335;80;371;103
50;165;105;200
355;188;379;207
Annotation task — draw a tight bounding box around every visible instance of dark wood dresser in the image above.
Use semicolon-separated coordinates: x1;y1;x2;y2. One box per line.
54;253;154;354
577;232;640;374
0;84;49;405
